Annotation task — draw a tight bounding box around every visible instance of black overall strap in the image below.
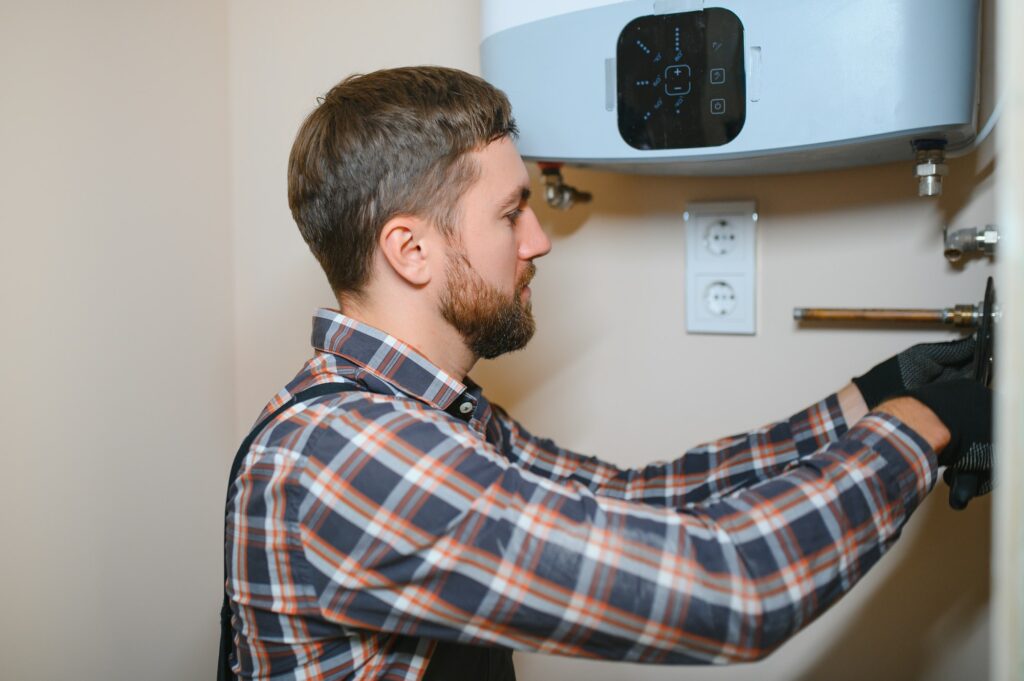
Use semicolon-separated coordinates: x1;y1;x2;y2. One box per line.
218;381;515;680
423;640;516;681
218;382;357;681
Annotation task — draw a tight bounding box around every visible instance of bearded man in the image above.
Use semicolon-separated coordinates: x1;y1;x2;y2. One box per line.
220;66;993;681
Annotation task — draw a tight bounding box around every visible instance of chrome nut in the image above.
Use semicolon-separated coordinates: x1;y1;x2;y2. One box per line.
914;161;949;177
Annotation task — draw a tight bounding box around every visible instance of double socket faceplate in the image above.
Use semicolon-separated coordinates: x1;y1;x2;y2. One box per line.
685;201;757;334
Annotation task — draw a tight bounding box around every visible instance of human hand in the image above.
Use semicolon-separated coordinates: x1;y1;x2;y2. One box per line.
904;379;993;510
852;336;976;409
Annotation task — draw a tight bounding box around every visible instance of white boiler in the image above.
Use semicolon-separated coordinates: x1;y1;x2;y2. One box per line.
480;0;982;176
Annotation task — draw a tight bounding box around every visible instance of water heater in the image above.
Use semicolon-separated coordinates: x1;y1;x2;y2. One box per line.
480;0;981;175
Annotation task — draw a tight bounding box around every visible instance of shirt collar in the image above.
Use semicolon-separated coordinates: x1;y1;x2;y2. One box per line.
310;308;474;413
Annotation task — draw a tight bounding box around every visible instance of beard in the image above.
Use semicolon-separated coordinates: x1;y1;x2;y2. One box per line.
439;251;537;360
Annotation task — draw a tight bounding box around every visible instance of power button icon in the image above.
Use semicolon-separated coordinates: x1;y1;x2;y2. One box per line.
710;98;726;115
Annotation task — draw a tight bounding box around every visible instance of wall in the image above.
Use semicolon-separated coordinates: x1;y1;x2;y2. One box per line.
0;2;233;679
229;2;996;681
993;0;1024;677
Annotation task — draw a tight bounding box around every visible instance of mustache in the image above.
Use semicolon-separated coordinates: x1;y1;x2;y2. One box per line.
518;263;537;291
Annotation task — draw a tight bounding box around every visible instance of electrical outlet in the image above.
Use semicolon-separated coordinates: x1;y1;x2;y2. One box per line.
685;201;757;334
703;280;737;315
704;219;739;256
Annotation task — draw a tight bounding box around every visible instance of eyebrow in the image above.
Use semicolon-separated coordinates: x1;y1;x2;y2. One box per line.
498;186;531;212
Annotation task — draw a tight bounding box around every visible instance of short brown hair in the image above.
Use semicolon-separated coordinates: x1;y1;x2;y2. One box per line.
287;66;518;296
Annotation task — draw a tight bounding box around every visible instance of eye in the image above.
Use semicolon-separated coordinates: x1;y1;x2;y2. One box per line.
504;208;523;226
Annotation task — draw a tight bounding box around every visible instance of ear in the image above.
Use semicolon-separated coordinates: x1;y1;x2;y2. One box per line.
378;214;435;287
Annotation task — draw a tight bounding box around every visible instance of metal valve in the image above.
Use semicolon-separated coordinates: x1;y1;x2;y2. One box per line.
538;162;592;210
943;225;1000;264
912;140;949;197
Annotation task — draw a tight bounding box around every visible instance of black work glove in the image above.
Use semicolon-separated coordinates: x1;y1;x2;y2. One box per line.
903;379;993;510
853;336;976;409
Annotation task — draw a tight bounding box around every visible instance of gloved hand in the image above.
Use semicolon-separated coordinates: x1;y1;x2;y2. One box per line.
903;379;993;510
853;336;976;409
943;467;992;510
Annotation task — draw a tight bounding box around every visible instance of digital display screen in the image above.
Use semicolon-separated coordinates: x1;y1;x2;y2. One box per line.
617;8;746;150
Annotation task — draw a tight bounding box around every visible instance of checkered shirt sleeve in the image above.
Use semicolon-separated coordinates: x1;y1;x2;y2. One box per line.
231;391;936;668
491;394;849;506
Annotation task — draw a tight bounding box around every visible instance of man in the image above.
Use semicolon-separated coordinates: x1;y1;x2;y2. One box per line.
222;66;992;680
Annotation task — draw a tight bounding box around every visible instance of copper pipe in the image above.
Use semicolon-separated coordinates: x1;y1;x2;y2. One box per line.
793;304;978;328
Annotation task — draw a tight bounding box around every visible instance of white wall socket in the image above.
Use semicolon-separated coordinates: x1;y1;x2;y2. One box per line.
685;201;757;334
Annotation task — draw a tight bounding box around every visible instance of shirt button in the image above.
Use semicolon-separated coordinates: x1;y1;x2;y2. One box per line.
458;401;473;415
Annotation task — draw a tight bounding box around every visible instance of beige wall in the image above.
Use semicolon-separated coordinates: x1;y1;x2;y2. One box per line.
994;0;1024;678
0;1;1003;679
0;1;232;678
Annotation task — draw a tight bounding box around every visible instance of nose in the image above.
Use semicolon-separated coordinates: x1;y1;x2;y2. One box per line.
517;207;552;261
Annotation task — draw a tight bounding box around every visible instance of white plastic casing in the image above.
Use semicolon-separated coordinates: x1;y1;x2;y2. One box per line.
480;0;981;174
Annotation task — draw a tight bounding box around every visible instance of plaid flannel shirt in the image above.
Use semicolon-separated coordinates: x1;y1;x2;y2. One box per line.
225;308;938;680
